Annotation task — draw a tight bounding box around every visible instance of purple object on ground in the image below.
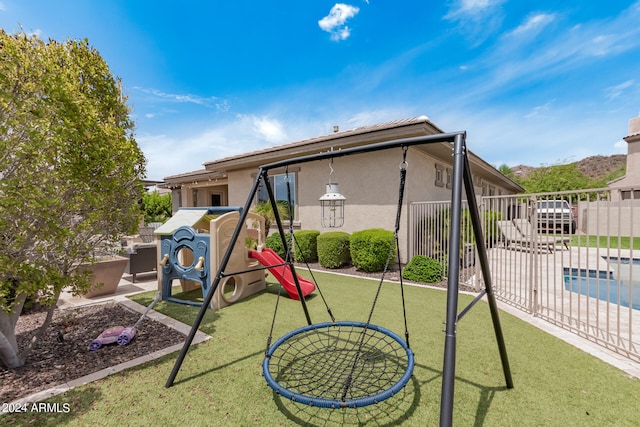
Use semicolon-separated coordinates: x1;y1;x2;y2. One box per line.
117;326;137;346
89;326;126;351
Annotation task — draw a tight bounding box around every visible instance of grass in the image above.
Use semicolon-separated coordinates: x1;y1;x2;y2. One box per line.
570;234;640;250
4;271;639;426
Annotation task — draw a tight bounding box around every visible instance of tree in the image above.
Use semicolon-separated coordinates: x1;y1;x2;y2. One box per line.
142;191;172;224
514;161;590;193
497;164;514;179
251;201;290;238
0;31;146;368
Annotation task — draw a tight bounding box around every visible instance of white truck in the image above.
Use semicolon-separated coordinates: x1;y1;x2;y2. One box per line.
534;199;576;234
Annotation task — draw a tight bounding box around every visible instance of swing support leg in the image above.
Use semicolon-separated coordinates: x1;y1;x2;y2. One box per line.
439;134;465;427
261;169;313;326
439;134;513;427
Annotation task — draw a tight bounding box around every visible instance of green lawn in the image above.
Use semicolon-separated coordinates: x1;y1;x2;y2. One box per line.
4;271;639;426
570;234;640;250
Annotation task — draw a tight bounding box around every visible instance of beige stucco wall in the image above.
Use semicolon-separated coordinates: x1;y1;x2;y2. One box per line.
227;170;255;206
167;146;514;263
610;115;640;191
577;199;640;236
215;147;501;262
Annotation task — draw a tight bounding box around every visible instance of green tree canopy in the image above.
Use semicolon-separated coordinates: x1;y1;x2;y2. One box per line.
0;31;146;368
514;162;591;193
142;191;172;224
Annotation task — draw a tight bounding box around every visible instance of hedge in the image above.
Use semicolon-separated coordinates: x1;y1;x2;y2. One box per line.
293;230;320;262
402;255;444;283
265;232;292;260
349;228;394;273
317;232;351;268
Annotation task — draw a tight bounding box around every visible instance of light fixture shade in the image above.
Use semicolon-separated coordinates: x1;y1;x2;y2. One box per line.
320;183;346;228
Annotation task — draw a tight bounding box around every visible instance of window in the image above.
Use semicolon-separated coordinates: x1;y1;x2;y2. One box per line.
435;164;444;187
257;173;296;219
446;168;452;189
211;193;222;206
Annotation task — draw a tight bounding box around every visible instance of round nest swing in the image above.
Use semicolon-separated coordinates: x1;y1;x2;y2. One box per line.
263;321;414;409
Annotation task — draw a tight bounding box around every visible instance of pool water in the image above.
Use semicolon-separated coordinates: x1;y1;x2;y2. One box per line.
563;262;640;311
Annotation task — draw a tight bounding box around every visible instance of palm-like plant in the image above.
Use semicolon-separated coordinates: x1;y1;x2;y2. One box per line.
251;201;290;238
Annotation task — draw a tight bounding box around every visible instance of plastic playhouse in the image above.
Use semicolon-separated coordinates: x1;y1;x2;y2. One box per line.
154;207;314;310
154;207;267;309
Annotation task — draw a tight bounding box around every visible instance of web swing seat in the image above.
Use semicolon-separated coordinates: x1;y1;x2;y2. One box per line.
263;321;414;408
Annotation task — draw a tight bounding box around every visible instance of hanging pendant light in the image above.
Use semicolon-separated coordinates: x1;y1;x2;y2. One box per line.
320;157;346;228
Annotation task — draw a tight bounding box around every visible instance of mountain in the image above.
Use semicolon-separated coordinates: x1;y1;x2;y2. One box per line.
511;154;626;182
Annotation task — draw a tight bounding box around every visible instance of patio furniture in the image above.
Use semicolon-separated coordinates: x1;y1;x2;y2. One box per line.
125;243;158;282
496;220;565;253
512;218;571;249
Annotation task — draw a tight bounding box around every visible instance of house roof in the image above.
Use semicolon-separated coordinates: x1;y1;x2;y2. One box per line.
162;116;523;192
623;132;640;142
163;116;442;181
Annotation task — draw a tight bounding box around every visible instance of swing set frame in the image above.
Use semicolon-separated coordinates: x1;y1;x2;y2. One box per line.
165;131;514;427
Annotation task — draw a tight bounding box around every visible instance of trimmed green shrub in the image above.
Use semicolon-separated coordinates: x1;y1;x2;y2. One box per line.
265;232;291;259
402;255;444;283
293;230;320;262
350;228;394;273
317;232;351;268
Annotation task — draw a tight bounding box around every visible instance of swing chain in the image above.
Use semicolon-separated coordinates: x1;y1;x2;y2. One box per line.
400;146;408;171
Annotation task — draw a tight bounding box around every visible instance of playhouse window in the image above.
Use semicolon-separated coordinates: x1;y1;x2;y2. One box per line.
257;173;296;219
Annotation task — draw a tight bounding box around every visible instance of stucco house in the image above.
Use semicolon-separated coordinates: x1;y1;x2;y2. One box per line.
608;113;640;200
161;116;523;261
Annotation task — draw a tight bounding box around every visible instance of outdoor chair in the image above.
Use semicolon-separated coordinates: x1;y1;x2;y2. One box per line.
496;220;563;253
125;243;158;282
512;218;571;250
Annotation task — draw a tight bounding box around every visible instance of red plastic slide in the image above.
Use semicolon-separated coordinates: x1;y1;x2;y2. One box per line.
248;248;315;300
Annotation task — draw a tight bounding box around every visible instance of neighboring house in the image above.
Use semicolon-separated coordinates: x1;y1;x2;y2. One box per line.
161;116;523;261
573;113;640;236
608;113;640;199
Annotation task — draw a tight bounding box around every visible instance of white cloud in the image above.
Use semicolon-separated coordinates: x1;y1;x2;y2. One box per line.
318;3;360;41
443;0;506;46
604;80;634;100
455;3;640;103
523;101;555;119
250;116;287;143
133;87;229;111
509;13;555;37
613;139;628;153
138;114;292;180
0;3;6;12
445;0;505;19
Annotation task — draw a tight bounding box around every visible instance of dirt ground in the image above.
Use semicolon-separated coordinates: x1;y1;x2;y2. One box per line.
1;303;185;402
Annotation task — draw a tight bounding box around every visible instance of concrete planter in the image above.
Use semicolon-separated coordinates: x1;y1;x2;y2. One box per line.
82;256;128;298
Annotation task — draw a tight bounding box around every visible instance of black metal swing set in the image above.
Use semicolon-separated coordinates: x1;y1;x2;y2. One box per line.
165;132;514;427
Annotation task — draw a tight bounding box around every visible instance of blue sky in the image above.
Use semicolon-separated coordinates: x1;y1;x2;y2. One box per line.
2;1;640;180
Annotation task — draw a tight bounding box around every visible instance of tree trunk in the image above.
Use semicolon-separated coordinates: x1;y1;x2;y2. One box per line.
0;293;26;369
20;287;62;362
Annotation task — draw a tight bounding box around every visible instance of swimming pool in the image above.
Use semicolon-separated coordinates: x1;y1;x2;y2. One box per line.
607;257;640;282
563;260;640;311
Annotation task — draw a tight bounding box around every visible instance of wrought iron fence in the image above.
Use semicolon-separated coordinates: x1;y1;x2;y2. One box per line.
409;187;640;362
